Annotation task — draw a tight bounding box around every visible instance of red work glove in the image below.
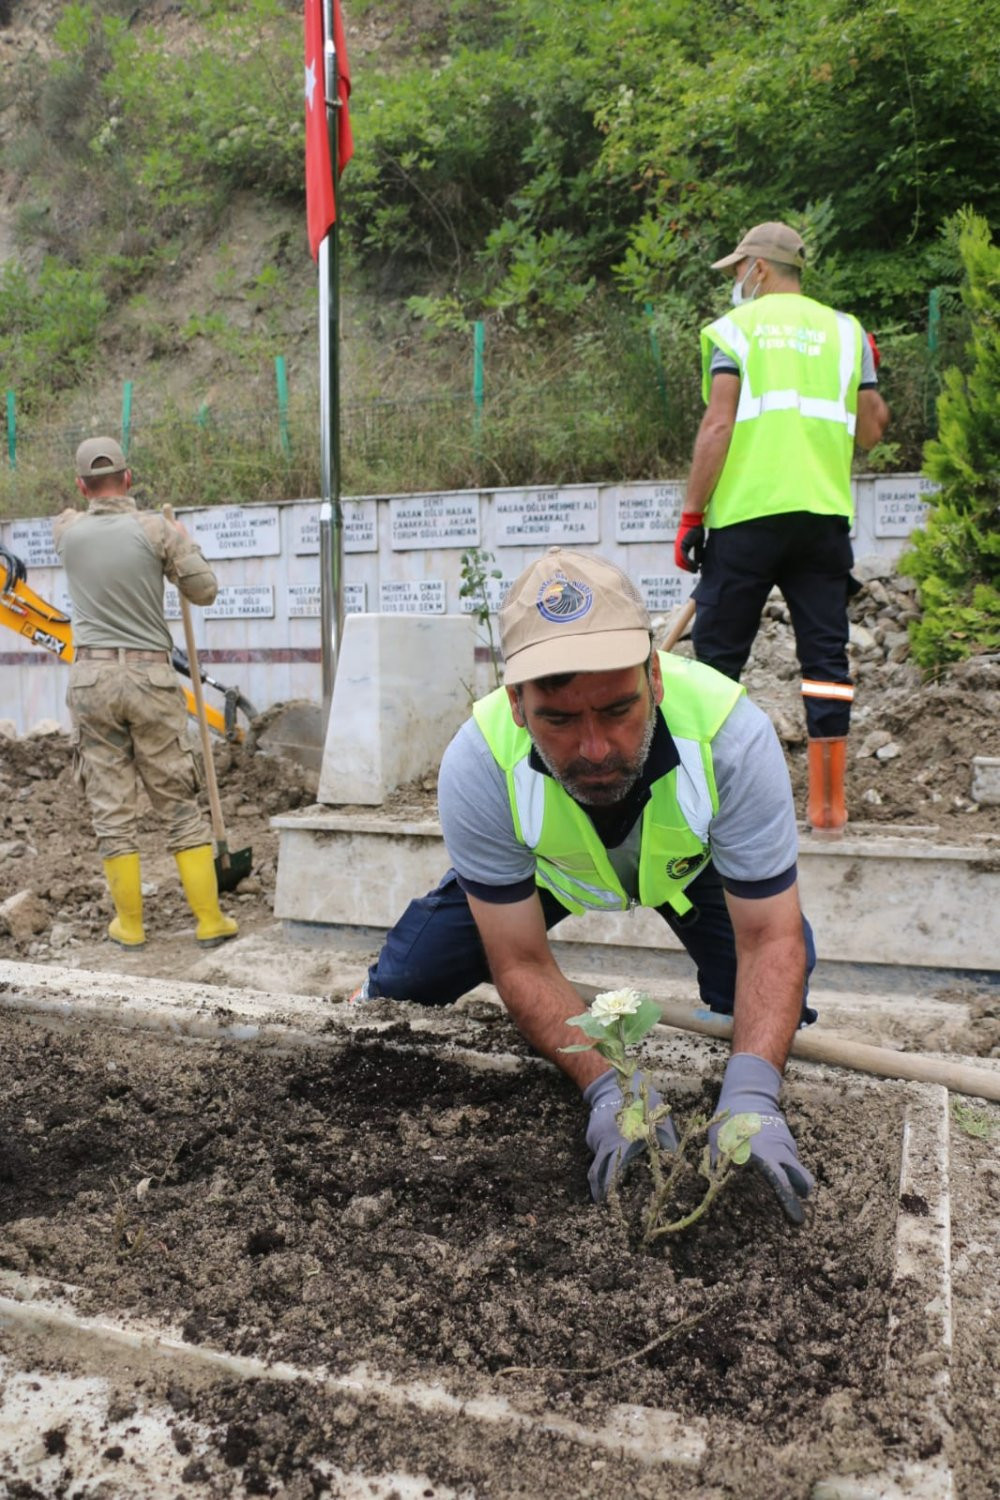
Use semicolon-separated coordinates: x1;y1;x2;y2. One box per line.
674;511;706;573
866;331;881;371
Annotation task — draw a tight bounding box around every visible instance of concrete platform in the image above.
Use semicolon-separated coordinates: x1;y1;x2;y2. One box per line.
272;807;1000;972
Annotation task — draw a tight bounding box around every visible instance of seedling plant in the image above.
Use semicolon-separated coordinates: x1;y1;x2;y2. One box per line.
562;987;761;1244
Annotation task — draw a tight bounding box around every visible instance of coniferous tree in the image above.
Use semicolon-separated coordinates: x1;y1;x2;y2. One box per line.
903;211;1000;665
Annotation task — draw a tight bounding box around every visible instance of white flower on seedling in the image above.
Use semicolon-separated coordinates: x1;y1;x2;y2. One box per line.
589;986;643;1023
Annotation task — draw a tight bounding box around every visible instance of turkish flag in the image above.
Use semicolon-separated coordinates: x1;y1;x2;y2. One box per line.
304;0;353;259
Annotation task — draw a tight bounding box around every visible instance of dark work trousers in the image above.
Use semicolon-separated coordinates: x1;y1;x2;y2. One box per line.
366;863;817;1024
692;511;856;738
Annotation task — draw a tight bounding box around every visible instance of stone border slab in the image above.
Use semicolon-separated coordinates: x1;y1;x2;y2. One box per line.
272;812;1000;971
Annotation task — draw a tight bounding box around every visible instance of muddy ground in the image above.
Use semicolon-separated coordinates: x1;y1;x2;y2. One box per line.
1;584;999;1498
0;1009;929;1498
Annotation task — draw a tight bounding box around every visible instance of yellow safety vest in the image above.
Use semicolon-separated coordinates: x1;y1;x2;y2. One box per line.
701;293;863;528
472;654;743;917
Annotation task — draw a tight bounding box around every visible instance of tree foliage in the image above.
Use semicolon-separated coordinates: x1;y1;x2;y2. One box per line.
1;0;999;478
351;0;1000;332
901;212;1000;666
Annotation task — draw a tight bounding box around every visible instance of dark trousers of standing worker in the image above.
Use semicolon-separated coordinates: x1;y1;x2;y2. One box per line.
363;863;817;1024
692;512;856;738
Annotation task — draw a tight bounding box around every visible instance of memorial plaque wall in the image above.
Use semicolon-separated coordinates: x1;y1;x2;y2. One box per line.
614;484;683;543
874;477;938;538
191;506;281;559
493;488;600;546
379;579;447;614
390;495;480;551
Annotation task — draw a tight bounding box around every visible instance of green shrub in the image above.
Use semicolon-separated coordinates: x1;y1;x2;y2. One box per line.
901;211;1000;665
0;260;108;410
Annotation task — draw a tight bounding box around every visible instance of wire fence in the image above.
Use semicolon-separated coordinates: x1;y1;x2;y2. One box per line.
0;311;945;519
0;360;691;517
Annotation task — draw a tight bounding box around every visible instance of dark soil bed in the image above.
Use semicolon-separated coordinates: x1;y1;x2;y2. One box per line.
0;1010;917;1496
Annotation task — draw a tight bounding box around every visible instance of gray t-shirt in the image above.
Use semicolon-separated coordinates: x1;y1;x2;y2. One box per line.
438;694;798;900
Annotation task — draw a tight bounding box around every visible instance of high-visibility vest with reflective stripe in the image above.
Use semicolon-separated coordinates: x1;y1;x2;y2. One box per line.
472;654;743;917
700;293;863;528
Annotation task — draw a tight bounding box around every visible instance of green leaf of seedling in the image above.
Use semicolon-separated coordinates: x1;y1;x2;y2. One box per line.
716;1111;761;1166
618;1099;647;1142
558;1042;596;1054
619;997;662;1046
565;1011;612;1039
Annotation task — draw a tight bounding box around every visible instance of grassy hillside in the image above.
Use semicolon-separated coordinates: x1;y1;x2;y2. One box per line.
0;0;994;515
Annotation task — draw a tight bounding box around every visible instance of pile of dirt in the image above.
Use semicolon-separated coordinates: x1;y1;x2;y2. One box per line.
0;728;315;956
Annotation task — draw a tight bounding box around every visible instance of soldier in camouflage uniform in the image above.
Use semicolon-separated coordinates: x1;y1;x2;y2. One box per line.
54;436;238;950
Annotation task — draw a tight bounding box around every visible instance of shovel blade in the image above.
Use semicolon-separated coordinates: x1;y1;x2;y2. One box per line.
214;842;253;893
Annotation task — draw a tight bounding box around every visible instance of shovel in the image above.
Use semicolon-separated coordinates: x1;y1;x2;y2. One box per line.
162;506;253;892
656;595;696;653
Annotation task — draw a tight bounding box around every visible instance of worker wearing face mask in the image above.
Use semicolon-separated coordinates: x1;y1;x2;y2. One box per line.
673;222;890;834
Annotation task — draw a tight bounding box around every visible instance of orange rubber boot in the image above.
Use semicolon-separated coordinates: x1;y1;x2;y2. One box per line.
807;737;848;836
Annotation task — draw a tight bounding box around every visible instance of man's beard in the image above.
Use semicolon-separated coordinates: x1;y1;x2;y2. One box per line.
532;707;656;806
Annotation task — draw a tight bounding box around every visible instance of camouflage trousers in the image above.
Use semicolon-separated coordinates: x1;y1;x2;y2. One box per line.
66;656;209;859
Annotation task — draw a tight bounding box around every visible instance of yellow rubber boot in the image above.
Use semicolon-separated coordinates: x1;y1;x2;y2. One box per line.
174;844;239;948
102;853;147;949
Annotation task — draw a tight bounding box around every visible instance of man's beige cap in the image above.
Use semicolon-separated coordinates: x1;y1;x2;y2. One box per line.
75;436;127;477
711;221;806;271
499;547;652;687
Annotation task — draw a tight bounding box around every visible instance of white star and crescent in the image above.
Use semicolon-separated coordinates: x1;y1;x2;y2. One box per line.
304;58;318;111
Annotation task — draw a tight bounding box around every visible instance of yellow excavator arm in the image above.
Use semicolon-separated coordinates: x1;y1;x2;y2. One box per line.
0;546;254;740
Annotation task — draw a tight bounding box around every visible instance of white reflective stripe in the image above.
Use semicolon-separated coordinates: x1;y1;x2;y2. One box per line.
511;758;546;845
711;315;750;365
801;680;855;701
736;388;854;430
734;311;860;435
673;736;714;842
511;760;625;910
540;867;624;910
834;312;856;398
735;376;763;424
834;312;859;437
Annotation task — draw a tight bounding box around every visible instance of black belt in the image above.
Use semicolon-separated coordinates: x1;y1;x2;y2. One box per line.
75;647;171;662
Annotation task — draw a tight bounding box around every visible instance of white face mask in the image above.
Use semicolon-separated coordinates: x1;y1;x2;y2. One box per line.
731;259;759;307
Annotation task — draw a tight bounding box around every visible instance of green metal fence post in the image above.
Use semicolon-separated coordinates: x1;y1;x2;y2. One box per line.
6;390;15;470
472;320;485;448
928;287;941;355
644;302;669;421
275;354;291;457
121;380;133;457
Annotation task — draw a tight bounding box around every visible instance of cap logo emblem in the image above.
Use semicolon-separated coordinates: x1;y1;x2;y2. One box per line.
535;573;592;624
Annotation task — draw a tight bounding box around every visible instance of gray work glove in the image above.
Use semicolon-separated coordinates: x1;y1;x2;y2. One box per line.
712;1053;814;1224
584;1067;679;1203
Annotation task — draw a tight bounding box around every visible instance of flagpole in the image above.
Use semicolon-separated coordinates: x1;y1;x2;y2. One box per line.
318;0;343;715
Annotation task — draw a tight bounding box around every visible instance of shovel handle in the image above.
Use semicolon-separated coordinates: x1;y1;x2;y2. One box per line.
162;505;230;862
656;596;696;654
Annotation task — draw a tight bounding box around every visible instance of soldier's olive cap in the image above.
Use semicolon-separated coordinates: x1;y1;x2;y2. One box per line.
75;436;127;477
500;547;652;687
711;221;806;270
